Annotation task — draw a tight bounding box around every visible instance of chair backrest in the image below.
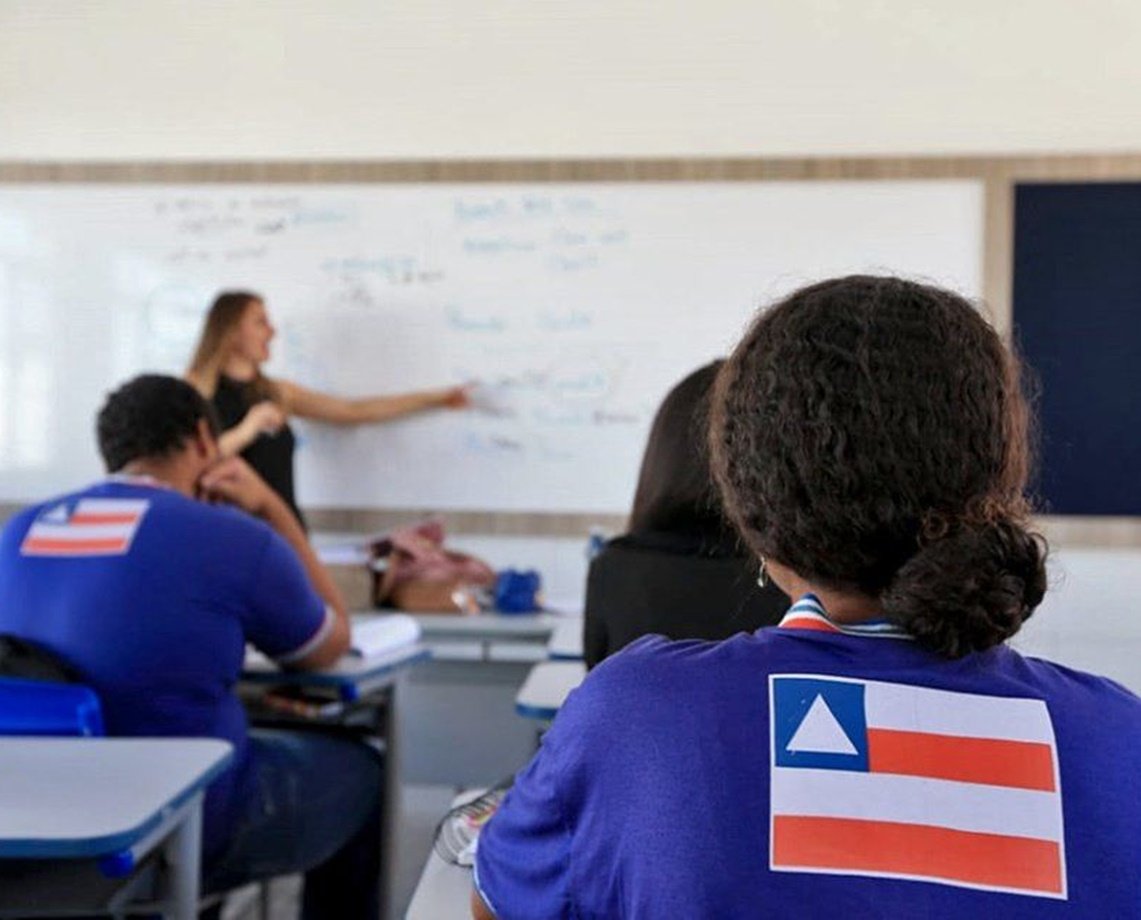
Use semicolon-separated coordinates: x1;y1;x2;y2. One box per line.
0;635;104;737
0;676;105;737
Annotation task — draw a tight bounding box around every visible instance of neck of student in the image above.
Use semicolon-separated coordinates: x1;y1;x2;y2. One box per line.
221;354;258;382
118;457;198;499
766;559;883;624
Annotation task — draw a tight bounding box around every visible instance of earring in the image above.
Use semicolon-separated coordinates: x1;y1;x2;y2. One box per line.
757;557;768;588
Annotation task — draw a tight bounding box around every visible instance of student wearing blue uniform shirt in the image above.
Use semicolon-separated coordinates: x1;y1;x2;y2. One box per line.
0;375;379;919
473;276;1141;918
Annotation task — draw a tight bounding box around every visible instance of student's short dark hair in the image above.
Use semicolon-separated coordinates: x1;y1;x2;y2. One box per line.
96;374;219;472
710;275;1047;658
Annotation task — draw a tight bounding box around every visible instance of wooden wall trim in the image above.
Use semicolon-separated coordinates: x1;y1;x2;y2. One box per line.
1;152;1141;184
5;502;1137;546
1037;517;1141;549
982;172;1015;337
303;508;627;539
0;501;625;539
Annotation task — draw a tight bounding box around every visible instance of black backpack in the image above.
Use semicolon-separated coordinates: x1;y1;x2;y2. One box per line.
0;634;84;684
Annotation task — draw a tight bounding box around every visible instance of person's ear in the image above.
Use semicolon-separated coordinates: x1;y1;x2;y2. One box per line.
192;419;218;460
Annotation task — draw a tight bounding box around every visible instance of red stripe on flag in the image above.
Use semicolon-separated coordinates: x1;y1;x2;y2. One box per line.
69;513;139;525
868;728;1056;792
22;538;128;554
780;617;839;633
773;815;1062;895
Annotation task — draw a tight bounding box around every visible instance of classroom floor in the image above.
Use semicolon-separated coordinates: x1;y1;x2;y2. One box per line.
221;783;458;920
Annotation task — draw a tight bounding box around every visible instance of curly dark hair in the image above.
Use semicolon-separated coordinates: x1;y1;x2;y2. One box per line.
710;275;1047;658
97;374;219;472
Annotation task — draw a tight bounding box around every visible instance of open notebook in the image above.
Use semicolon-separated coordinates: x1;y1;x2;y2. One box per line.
245;613;421;669
347;613;421;658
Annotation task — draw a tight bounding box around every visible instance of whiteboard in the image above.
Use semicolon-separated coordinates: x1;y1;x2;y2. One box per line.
0;181;983;513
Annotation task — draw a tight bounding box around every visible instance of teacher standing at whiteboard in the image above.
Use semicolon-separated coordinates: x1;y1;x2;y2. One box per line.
187;290;469;525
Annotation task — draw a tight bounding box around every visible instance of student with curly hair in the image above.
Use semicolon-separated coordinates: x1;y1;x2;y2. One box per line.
472;276;1141;918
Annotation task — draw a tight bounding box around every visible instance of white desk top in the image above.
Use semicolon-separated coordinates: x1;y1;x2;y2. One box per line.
311;532;375;567
515;661;587;720
412;612;561;639
242;641;430;700
547;618;584;660
0;738;232;858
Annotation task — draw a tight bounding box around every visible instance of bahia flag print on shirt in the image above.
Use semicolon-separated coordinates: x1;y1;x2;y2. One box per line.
769;674;1066;898
20;499;149;557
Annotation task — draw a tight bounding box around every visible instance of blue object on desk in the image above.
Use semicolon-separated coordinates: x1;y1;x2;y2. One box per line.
0;677;104;738
495;569;542;614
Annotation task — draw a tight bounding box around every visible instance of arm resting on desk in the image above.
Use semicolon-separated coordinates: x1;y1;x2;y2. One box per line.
261;498;349;669
199;458;349;668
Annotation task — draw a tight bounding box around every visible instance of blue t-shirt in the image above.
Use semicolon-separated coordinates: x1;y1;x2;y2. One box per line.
476;597;1141;918
0;479;329;856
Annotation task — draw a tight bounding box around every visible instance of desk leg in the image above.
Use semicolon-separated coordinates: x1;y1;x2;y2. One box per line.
379;676;403;920
163;793;203;920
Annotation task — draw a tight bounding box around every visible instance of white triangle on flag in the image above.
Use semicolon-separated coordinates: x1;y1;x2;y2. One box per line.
786;694;858;756
42;504;69;524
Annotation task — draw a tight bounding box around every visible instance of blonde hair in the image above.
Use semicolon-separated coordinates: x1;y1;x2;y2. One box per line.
186;291;278;401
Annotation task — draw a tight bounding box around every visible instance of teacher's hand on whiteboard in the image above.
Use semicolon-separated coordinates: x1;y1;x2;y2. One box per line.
440;384;474;410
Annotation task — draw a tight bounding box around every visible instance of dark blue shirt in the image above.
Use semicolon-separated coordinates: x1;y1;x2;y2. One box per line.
0;478;328;855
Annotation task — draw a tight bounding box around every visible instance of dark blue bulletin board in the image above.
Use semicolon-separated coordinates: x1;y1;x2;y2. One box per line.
1013;182;1141;516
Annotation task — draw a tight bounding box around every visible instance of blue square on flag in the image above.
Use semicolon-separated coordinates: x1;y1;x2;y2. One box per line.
772;677;867;771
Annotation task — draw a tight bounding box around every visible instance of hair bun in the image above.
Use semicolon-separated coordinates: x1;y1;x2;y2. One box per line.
881;520;1047;658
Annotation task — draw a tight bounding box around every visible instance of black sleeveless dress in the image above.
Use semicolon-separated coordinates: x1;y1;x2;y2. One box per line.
212;375;305;527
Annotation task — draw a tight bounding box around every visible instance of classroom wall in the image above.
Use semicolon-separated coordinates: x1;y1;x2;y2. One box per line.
3;3;1141;666
3;1;1141;160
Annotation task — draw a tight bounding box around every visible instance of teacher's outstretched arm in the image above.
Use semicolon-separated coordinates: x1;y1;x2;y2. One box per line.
278;379;471;425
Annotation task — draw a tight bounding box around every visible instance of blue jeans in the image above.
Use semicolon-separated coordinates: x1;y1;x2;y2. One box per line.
204;728;383;920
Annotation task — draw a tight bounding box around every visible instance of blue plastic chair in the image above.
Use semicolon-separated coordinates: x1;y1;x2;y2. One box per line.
0;676;105;737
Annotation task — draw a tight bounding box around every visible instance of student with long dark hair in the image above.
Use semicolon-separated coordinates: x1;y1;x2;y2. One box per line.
188;290;469;523
473;276;1141;918
583;361;787;668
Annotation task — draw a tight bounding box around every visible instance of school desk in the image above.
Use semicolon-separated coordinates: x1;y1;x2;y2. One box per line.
547;617;584;660
514;661;587;721
0;737;232;920
413;612;562;662
242;636;429;920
